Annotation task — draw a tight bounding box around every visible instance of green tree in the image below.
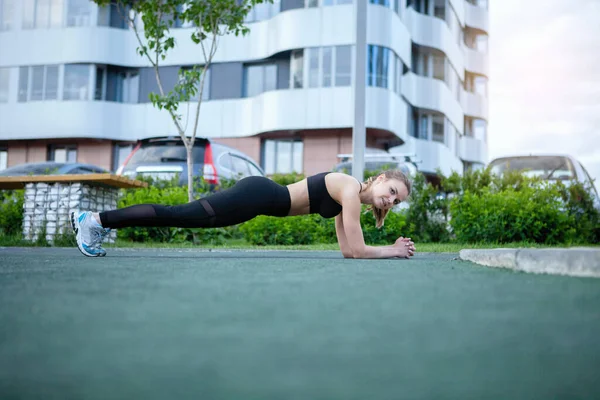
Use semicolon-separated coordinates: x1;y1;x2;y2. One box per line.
91;0;270;202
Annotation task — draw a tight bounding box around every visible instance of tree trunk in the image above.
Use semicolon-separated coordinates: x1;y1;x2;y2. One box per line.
186;144;194;203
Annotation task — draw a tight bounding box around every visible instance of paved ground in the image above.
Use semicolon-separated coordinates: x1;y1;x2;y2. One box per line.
1;248;599;400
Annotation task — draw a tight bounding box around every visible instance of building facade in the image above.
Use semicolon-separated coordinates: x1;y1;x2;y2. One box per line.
0;0;489;177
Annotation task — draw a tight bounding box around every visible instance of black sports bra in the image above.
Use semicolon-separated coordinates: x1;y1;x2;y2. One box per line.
307;172;362;218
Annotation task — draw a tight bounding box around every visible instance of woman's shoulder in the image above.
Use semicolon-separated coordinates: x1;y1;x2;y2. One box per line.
324;172;361;199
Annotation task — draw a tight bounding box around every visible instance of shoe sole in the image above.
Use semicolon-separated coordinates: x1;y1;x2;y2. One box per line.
71;211;105;258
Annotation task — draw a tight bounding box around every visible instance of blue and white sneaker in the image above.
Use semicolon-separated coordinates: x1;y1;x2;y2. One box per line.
71;211;110;257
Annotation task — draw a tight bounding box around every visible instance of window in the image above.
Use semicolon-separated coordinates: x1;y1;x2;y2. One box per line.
335;45;351;86
408;106;418;138
307;0;352;5
22;0;64;29
0;68;9;102
113;143;133;172
432;54;445;82
231;155;251;178
304;46;352;89
433;0;445;20
408;0;430;14
49;145;77;163
307;48;320;88
290;50;304;89
394;54;402;95
67;0;92;27
473;119;486;142
0;149;7;171
474;76;487;97
322;47;332;87
368;45;390;89
245;0;280;22
96;66;140;103
446;64;461;102
419;114;428;140
243;64;277;97
97;1;130;29
18;65;59;102
248;162;263;176
263;140;303;174
476;34;488;53
432;115;445;143
370;0;390;6
63;64;90;101
466;0;487;8
0;0;14;30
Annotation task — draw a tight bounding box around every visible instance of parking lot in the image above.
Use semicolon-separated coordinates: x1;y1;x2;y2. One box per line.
1;248;599;399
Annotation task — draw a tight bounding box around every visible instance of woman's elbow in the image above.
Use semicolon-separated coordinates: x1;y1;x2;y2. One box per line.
350;247;367;259
342;251;354;259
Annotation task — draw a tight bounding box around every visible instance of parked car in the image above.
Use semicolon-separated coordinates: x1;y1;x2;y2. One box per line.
116;136;265;186
488;154;600;209
333;148;418;178
0;162;108;176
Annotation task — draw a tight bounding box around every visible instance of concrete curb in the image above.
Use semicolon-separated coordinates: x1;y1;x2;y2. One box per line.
459;248;600;278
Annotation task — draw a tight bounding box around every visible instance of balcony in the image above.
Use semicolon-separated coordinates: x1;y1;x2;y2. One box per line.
465;2;489;32
465;47;488;76
459;135;487;164
461;91;488;120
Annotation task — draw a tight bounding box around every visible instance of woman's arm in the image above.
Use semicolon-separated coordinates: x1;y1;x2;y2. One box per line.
335;214;354;258
338;188;412;259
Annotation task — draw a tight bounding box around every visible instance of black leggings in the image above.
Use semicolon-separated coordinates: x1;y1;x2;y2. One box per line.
99;176;291;229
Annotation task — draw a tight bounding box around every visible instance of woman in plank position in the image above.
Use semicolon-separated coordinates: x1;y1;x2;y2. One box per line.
71;170;416;259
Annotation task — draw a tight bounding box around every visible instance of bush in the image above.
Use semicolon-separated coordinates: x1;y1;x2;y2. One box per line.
240;215;320;246
239;207;407;246
116;177;238;244
269;172;305;186
557;181;600;244
449;183;577;244
403;173;451;243
0;190;24;237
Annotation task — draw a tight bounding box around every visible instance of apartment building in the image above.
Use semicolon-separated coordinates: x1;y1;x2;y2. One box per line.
0;0;489;177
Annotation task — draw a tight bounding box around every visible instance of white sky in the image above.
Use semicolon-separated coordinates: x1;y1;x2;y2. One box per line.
488;0;600;183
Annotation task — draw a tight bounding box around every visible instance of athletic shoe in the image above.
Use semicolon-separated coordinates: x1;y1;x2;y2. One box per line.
71;211;109;257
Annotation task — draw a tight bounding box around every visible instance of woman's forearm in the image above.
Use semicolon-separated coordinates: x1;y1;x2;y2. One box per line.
353;245;401;259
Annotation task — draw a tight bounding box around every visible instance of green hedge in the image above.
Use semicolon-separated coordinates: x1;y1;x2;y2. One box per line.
1;168;598;246
449;185;576;244
116;176;240;244
0;190;24;237
443;169;599;245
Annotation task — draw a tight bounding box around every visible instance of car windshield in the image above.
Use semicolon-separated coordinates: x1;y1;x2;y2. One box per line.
2;163;64;175
489;156;576;180
128;142;206;165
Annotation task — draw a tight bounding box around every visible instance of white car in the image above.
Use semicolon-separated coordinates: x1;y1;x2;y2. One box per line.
488;154;600;210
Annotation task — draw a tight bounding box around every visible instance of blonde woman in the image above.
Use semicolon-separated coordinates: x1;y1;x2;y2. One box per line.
71;170;415;259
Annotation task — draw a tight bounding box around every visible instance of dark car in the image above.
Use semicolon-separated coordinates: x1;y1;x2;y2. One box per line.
116;136;265;185
0;162;108;176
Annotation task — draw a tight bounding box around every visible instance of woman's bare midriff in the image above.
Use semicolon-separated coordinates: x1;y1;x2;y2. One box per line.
286;179;311;216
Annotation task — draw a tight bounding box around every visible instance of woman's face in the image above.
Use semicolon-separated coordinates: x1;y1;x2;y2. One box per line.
371;175;409;210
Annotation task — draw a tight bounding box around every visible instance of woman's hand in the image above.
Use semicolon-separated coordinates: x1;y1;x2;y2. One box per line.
394;236;416;259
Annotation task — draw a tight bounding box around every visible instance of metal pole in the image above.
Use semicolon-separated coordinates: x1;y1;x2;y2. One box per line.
352;0;367;182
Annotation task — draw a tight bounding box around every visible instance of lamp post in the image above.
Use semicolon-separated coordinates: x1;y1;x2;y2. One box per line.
352;0;367;182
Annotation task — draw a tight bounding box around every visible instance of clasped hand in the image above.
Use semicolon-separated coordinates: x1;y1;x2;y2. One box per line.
394;236;416;259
